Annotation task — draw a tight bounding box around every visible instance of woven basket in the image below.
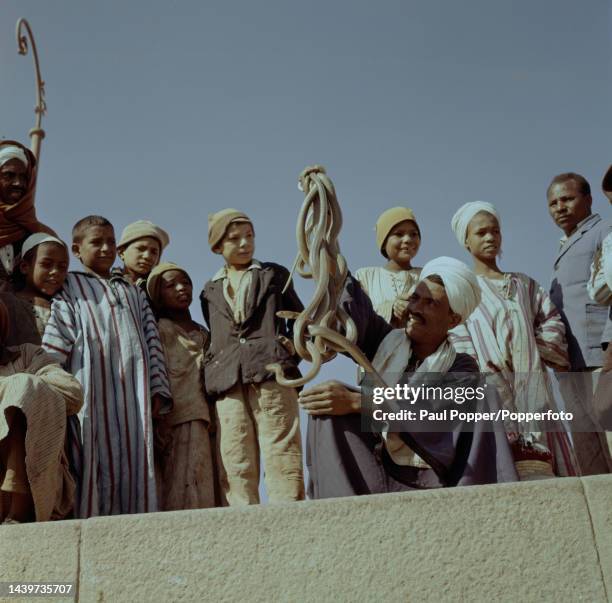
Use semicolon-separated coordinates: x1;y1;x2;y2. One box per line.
515;460;555;481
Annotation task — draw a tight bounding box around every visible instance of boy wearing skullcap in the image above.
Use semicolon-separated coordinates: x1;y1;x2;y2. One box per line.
117;220;170;289
201;209;305;505
147;262;216;510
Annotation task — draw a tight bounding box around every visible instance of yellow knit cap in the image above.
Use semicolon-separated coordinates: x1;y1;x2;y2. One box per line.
375;207;420;257
208;208;252;250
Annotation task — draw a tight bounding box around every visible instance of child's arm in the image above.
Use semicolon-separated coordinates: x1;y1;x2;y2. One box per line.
139;290;172;413
200;288;211;331
41;293;78;367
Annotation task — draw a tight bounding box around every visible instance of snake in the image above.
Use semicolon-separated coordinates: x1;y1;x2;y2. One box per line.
266;165;386;388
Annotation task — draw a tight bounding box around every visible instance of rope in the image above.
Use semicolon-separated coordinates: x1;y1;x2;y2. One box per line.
267;165;386;388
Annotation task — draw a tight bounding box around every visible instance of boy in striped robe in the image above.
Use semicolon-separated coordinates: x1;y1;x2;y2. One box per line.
42;216;171;517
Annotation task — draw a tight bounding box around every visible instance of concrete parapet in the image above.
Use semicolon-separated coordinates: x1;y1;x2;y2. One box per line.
1;476;610;602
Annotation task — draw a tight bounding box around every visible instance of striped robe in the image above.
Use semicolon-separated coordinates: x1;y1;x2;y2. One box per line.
450;272;576;476
42;271;171;517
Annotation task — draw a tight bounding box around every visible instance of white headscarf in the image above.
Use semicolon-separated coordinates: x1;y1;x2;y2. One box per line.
420;256;481;324
451;201;499;247
0;145;29;169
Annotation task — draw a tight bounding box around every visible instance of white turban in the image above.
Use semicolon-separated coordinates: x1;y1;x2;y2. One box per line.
0;145;29;169
420;256;481;323
451;201;499;247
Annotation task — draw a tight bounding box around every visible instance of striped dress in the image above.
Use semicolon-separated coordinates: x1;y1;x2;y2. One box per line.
450;272;576;477
42;271;171;517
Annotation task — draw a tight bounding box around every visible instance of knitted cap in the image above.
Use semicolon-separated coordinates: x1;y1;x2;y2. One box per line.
146;261;191;309
603;165;612;202
208;208;252;250
118;220;170;251
375;207;420;257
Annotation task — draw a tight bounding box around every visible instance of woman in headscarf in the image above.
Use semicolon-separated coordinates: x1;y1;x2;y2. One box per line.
0;140;56;292
355;207;422;327
450;201;576;480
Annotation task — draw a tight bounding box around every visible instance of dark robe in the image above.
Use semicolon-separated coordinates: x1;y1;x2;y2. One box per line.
306;275;518;499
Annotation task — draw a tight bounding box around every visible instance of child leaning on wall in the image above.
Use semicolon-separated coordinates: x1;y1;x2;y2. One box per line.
200;209;305;505
147;262;216;510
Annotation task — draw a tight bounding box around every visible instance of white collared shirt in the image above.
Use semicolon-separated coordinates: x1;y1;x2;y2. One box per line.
212;259;262;323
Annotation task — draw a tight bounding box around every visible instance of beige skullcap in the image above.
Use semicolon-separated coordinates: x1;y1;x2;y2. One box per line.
602;165;612;202
118;220;170;251
375;207;420;257
208;208;252;250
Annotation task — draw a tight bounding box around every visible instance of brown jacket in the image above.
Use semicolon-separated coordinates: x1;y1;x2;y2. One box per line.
200;262;303;397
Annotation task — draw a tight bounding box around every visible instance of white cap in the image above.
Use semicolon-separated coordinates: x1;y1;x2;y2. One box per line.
21;233;67;258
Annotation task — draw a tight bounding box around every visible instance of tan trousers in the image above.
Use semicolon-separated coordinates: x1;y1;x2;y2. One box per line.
215;381;304;505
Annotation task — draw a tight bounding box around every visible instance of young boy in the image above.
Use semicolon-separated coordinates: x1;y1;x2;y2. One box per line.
201;209;304;505
117;220;170;289
42;215;171;517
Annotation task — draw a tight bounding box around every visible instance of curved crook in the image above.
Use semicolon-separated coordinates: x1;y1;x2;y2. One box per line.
16;18;46;160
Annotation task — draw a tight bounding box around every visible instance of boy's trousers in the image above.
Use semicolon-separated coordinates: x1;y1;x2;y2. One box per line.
215;380;304;505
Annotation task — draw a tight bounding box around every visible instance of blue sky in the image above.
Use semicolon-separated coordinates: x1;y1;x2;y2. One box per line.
2;1;611;493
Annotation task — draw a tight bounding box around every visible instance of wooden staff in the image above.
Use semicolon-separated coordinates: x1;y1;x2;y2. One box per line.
16;18;47;162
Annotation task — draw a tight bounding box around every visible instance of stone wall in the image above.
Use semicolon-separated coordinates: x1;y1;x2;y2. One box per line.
1;475;610;602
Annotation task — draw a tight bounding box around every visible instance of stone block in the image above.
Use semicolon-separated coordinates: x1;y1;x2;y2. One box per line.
582;475;612;600
0;519;81;602
78;477;607;602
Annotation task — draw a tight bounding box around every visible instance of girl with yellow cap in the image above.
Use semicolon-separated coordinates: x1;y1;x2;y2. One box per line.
355;207;422;327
